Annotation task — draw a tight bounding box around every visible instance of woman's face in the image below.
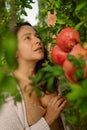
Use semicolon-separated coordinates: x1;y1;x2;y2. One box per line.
17;25;44;63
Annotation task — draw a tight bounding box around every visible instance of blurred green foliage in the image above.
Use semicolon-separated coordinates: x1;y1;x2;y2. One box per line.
0;0;34;105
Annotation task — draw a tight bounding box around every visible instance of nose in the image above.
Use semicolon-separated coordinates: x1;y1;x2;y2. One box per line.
35;36;41;45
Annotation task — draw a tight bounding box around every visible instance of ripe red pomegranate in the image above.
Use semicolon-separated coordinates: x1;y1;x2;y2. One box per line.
56;28;80;52
63;44;87;83
70;44;87;60
63;59;77;83
63;60;87;83
51;45;68;65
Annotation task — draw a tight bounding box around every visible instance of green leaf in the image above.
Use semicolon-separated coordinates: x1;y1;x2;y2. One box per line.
79;59;85;67
66;83;84;101
80;79;87;90
33;87;42;97
21;10;27;16
56;18;66;25
66;115;78;126
0;75;19;96
67;54;76;61
2;32;17;69
25;4;32;9
0;94;5;107
72;60;80;68
14;94;22;102
46;77;54;92
74;68;84;79
75;2;87;15
52;65;64;76
78;100;87;117
0;70;6;84
75;21;84;30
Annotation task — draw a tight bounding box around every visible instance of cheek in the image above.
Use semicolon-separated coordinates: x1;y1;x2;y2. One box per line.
18;44;32;58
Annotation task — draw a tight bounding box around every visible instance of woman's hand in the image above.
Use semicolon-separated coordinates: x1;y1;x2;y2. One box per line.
44;94;68;125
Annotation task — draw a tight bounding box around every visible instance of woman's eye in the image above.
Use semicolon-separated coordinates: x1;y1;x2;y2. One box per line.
36;35;41;39
25;36;30;40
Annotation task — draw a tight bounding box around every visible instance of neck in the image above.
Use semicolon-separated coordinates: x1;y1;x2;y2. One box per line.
14;60;37;80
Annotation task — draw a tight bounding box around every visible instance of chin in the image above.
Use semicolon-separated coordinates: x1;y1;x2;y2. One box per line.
38;52;44;58
36;55;44;61
38;55;44;60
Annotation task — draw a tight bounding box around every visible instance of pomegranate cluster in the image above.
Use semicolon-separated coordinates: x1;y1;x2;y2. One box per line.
51;28;87;83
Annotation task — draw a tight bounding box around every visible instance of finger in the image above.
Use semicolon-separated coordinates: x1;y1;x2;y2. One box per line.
55;98;64;107
51;94;62;105
58;100;67;112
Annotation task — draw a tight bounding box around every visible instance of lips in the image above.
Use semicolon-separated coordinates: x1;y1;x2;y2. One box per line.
34;47;43;51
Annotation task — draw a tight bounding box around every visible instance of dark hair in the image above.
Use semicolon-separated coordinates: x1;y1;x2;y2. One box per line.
14;21;58;93
14;22;32;35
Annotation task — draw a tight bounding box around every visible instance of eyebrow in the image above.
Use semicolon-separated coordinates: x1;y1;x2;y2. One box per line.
22;33;31;38
21;32;39;38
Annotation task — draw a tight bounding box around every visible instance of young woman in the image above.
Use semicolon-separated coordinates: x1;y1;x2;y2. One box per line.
0;22;68;130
